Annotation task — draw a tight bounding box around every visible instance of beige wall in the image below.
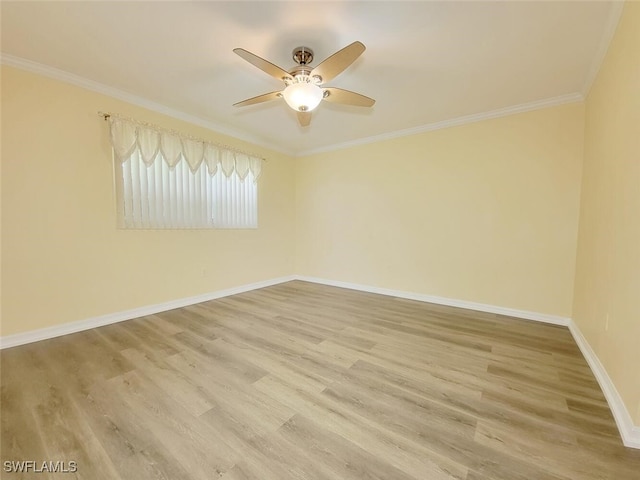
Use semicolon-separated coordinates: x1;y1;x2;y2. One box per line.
3;65;586;339
296;103;585;318
1;66;296;336
1;9;637;429
573;3;640;425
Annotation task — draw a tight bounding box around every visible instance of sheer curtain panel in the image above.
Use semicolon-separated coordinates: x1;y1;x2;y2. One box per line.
108;116;262;229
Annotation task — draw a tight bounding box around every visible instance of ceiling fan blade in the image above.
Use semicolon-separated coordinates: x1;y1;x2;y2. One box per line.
297;111;312;127
233;48;292;82
322;87;375;107
233;91;282;107
310;41;365;84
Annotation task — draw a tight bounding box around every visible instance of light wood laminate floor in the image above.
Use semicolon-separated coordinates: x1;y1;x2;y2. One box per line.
2;281;640;479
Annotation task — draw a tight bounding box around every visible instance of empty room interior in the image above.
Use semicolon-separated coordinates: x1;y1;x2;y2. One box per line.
2;1;640;479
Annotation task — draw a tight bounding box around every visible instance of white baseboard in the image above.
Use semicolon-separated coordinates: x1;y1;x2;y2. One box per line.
0;275;296;350
3;273;638;449
294;275;570;326
568;320;640;449
295;275;639;449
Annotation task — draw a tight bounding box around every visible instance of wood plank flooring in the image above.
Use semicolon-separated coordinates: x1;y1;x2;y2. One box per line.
2;280;640;479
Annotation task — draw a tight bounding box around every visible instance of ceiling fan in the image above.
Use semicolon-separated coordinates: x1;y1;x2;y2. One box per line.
233;41;375;127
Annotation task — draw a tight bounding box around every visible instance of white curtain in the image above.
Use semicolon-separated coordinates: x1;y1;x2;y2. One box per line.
108;117;263;181
109;117;260;229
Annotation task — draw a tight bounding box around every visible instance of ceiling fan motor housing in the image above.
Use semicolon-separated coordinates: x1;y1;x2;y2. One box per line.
289;47;321;83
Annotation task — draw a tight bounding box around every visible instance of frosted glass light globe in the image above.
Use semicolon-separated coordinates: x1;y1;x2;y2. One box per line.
282;82;323;112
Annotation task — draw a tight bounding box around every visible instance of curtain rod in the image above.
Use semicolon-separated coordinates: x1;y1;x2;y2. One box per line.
97;111;266;161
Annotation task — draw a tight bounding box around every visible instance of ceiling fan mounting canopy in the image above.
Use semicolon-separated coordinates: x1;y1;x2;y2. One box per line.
233;41;375;127
292;46;314;66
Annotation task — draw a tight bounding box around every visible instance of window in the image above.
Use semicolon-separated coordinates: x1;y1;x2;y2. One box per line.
108;117;262;229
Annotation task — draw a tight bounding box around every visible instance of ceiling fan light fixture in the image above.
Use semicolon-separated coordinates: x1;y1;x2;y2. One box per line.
282;80;323;112
233;42;373;126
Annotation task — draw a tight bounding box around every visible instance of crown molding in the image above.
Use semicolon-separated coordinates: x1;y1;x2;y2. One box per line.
296;92;584;157
581;1;624;97
0;54;295;157
2;53;585;160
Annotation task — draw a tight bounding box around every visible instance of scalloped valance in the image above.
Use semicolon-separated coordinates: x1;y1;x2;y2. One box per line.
107;115;263;182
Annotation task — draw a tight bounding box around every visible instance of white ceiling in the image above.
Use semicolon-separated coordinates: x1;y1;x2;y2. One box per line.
1;1;619;156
